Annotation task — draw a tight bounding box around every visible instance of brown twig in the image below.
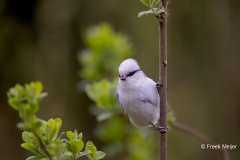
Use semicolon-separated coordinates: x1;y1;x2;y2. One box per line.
33;131;52;160
172;122;230;160
158;0;168;160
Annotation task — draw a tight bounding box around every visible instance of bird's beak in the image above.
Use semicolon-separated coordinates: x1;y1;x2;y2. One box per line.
120;75;127;81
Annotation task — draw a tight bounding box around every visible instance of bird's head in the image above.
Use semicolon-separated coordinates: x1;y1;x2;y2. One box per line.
118;58;143;81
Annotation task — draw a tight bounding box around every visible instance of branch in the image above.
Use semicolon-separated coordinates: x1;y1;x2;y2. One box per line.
172;122;230;160
158;0;168;160
33;131;52;160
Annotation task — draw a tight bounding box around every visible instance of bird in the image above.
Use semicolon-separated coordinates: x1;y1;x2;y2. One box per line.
116;58;166;133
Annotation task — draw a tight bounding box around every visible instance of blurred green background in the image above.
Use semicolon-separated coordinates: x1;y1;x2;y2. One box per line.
0;0;239;159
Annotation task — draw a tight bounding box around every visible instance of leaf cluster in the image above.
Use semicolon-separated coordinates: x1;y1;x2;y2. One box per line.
138;0;165;17
7;82;105;160
78;23;133;81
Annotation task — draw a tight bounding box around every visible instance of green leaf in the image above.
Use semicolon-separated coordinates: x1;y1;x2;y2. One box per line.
57;132;65;140
140;0;151;7
39;92;48;101
59;152;72;160
138;9;155;17
17;122;33;132
77;132;83;140
76;150;92;158
79;23;133;81
85;79;117;109
97;112;112;122
95;151;106;159
49;118;62;141
22;131;38;144
70;139;84;155
73;130;78;139
33;119;43;130
47;140;68;159
26;156;46;160
43;118;62;143
8;98;20;111
21;143;39;154
62;139;71;152
28;81;43;99
138;8;164;17
151;0;160;8
85;141;97;158
66;131;74;141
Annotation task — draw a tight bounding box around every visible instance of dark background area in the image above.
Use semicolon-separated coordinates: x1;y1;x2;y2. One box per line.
0;0;239;159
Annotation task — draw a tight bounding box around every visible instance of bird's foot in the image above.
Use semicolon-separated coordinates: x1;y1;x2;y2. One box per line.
156;82;161;89
152;123;167;133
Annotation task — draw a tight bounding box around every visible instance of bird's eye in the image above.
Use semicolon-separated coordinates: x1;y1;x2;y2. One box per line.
127;69;141;77
127;72;135;77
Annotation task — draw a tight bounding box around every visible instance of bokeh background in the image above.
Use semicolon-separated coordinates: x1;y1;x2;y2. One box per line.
0;0;240;159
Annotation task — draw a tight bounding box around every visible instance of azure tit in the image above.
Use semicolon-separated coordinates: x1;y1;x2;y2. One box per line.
116;58;166;133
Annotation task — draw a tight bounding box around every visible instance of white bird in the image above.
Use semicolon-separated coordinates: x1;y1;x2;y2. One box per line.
116;58;166;133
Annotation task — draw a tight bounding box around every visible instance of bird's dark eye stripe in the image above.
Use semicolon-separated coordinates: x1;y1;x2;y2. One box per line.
127;69;141;77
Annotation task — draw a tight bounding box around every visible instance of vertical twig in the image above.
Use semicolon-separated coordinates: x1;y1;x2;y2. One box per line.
158;0;168;160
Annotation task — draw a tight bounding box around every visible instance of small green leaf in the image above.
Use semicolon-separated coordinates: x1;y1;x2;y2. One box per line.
97;112;112;122
85;79;117;109
96;151;106;159
77;132;83;140
22;131;38;144
26;155;46;160
57;132;65;140
76;150;92;158
61;138;69;144
66;131;74;141
47;140;67;159
49;118;62;141
85;141;97;158
8;98;20;111
33;119;42;130
62;139;71;152
17;122;33;132
70;139;84;155
140;0;151;7
138;9;155;17
39;92;48;100
21;143;39;154
151;0;160;8
79;23;133;80
73;130;78;139
138;7;165;18
60;152;72;160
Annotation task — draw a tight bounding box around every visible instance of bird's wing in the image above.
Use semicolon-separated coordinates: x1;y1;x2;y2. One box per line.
137;95;153;105
137;78;159;108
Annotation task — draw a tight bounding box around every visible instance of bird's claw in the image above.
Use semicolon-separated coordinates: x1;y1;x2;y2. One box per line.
152;123;167;133
155;126;167;133
156;82;161;89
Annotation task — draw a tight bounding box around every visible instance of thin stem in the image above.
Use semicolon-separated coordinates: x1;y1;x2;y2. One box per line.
172;122;230;160
158;0;168;160
33;131;52;160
